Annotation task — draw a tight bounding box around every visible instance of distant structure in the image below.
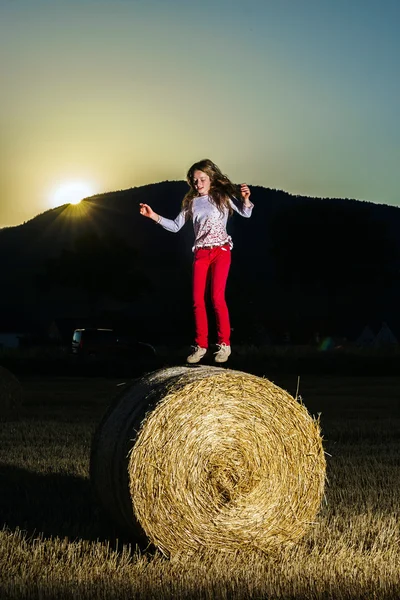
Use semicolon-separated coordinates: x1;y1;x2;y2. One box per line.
356;322;398;348
375;322;398;347
0;318;32;349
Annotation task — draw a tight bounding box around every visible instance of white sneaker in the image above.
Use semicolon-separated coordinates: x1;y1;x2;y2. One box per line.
214;344;231;363
186;346;207;364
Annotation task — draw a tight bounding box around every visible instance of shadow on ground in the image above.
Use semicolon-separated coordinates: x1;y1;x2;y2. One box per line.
0;463;146;549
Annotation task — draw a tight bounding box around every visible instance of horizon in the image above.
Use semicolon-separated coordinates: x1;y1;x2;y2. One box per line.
2;0;399;227
2;178;400;232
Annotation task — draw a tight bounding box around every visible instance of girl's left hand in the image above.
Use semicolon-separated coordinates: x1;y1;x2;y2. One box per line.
240;184;251;202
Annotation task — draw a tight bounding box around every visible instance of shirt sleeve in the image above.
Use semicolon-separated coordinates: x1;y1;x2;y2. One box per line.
228;197;254;218
157;209;189;233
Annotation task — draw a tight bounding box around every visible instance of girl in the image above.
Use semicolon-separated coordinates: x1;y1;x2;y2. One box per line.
139;159;253;364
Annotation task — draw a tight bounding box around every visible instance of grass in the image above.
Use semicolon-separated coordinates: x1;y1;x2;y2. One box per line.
0;368;399;599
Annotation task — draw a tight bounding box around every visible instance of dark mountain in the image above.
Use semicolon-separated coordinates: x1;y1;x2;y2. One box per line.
1;181;400;344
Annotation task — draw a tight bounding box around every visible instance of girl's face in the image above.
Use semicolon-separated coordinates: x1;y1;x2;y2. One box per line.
193;170;211;196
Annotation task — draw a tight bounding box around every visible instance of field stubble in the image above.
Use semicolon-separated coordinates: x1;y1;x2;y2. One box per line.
0;370;399;599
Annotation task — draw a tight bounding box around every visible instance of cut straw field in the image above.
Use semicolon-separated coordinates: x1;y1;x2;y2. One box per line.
0;371;399;599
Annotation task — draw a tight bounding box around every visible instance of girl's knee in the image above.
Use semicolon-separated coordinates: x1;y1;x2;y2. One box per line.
211;293;226;308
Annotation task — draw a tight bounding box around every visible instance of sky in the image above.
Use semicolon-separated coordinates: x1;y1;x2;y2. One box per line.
1;0;399;227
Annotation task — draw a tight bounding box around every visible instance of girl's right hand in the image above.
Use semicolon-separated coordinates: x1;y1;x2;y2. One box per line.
139;203;158;221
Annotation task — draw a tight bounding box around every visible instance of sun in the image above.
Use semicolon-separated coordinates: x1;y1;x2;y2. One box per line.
49;181;96;208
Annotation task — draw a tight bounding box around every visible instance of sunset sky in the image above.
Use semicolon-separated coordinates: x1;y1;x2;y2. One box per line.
1;0;399;227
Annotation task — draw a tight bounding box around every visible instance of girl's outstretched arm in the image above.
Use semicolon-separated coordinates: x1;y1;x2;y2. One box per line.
240;184;252;206
139;203;159;222
139;203;188;232
229;184;254;217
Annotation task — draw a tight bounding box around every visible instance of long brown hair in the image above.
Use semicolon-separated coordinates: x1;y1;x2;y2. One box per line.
182;159;239;216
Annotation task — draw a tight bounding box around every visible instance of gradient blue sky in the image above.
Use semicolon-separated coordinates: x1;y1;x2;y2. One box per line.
1;0;399;226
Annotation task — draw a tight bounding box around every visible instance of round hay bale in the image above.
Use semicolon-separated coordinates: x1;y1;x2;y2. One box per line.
0;365;23;419
90;366;325;556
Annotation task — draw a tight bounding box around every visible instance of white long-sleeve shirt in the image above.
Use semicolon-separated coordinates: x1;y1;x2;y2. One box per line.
158;195;253;251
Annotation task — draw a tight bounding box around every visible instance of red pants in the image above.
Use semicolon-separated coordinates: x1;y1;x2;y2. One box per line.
192;244;231;348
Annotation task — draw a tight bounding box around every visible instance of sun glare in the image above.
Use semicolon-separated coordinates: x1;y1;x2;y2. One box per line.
50;181;96;208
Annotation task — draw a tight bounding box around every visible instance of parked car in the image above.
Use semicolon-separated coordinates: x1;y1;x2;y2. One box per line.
71;328;156;359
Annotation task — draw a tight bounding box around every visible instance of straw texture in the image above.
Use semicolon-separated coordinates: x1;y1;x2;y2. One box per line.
0;366;23;419
91;366;325;556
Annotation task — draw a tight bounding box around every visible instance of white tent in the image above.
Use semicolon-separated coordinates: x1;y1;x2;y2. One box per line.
375;322;398;347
